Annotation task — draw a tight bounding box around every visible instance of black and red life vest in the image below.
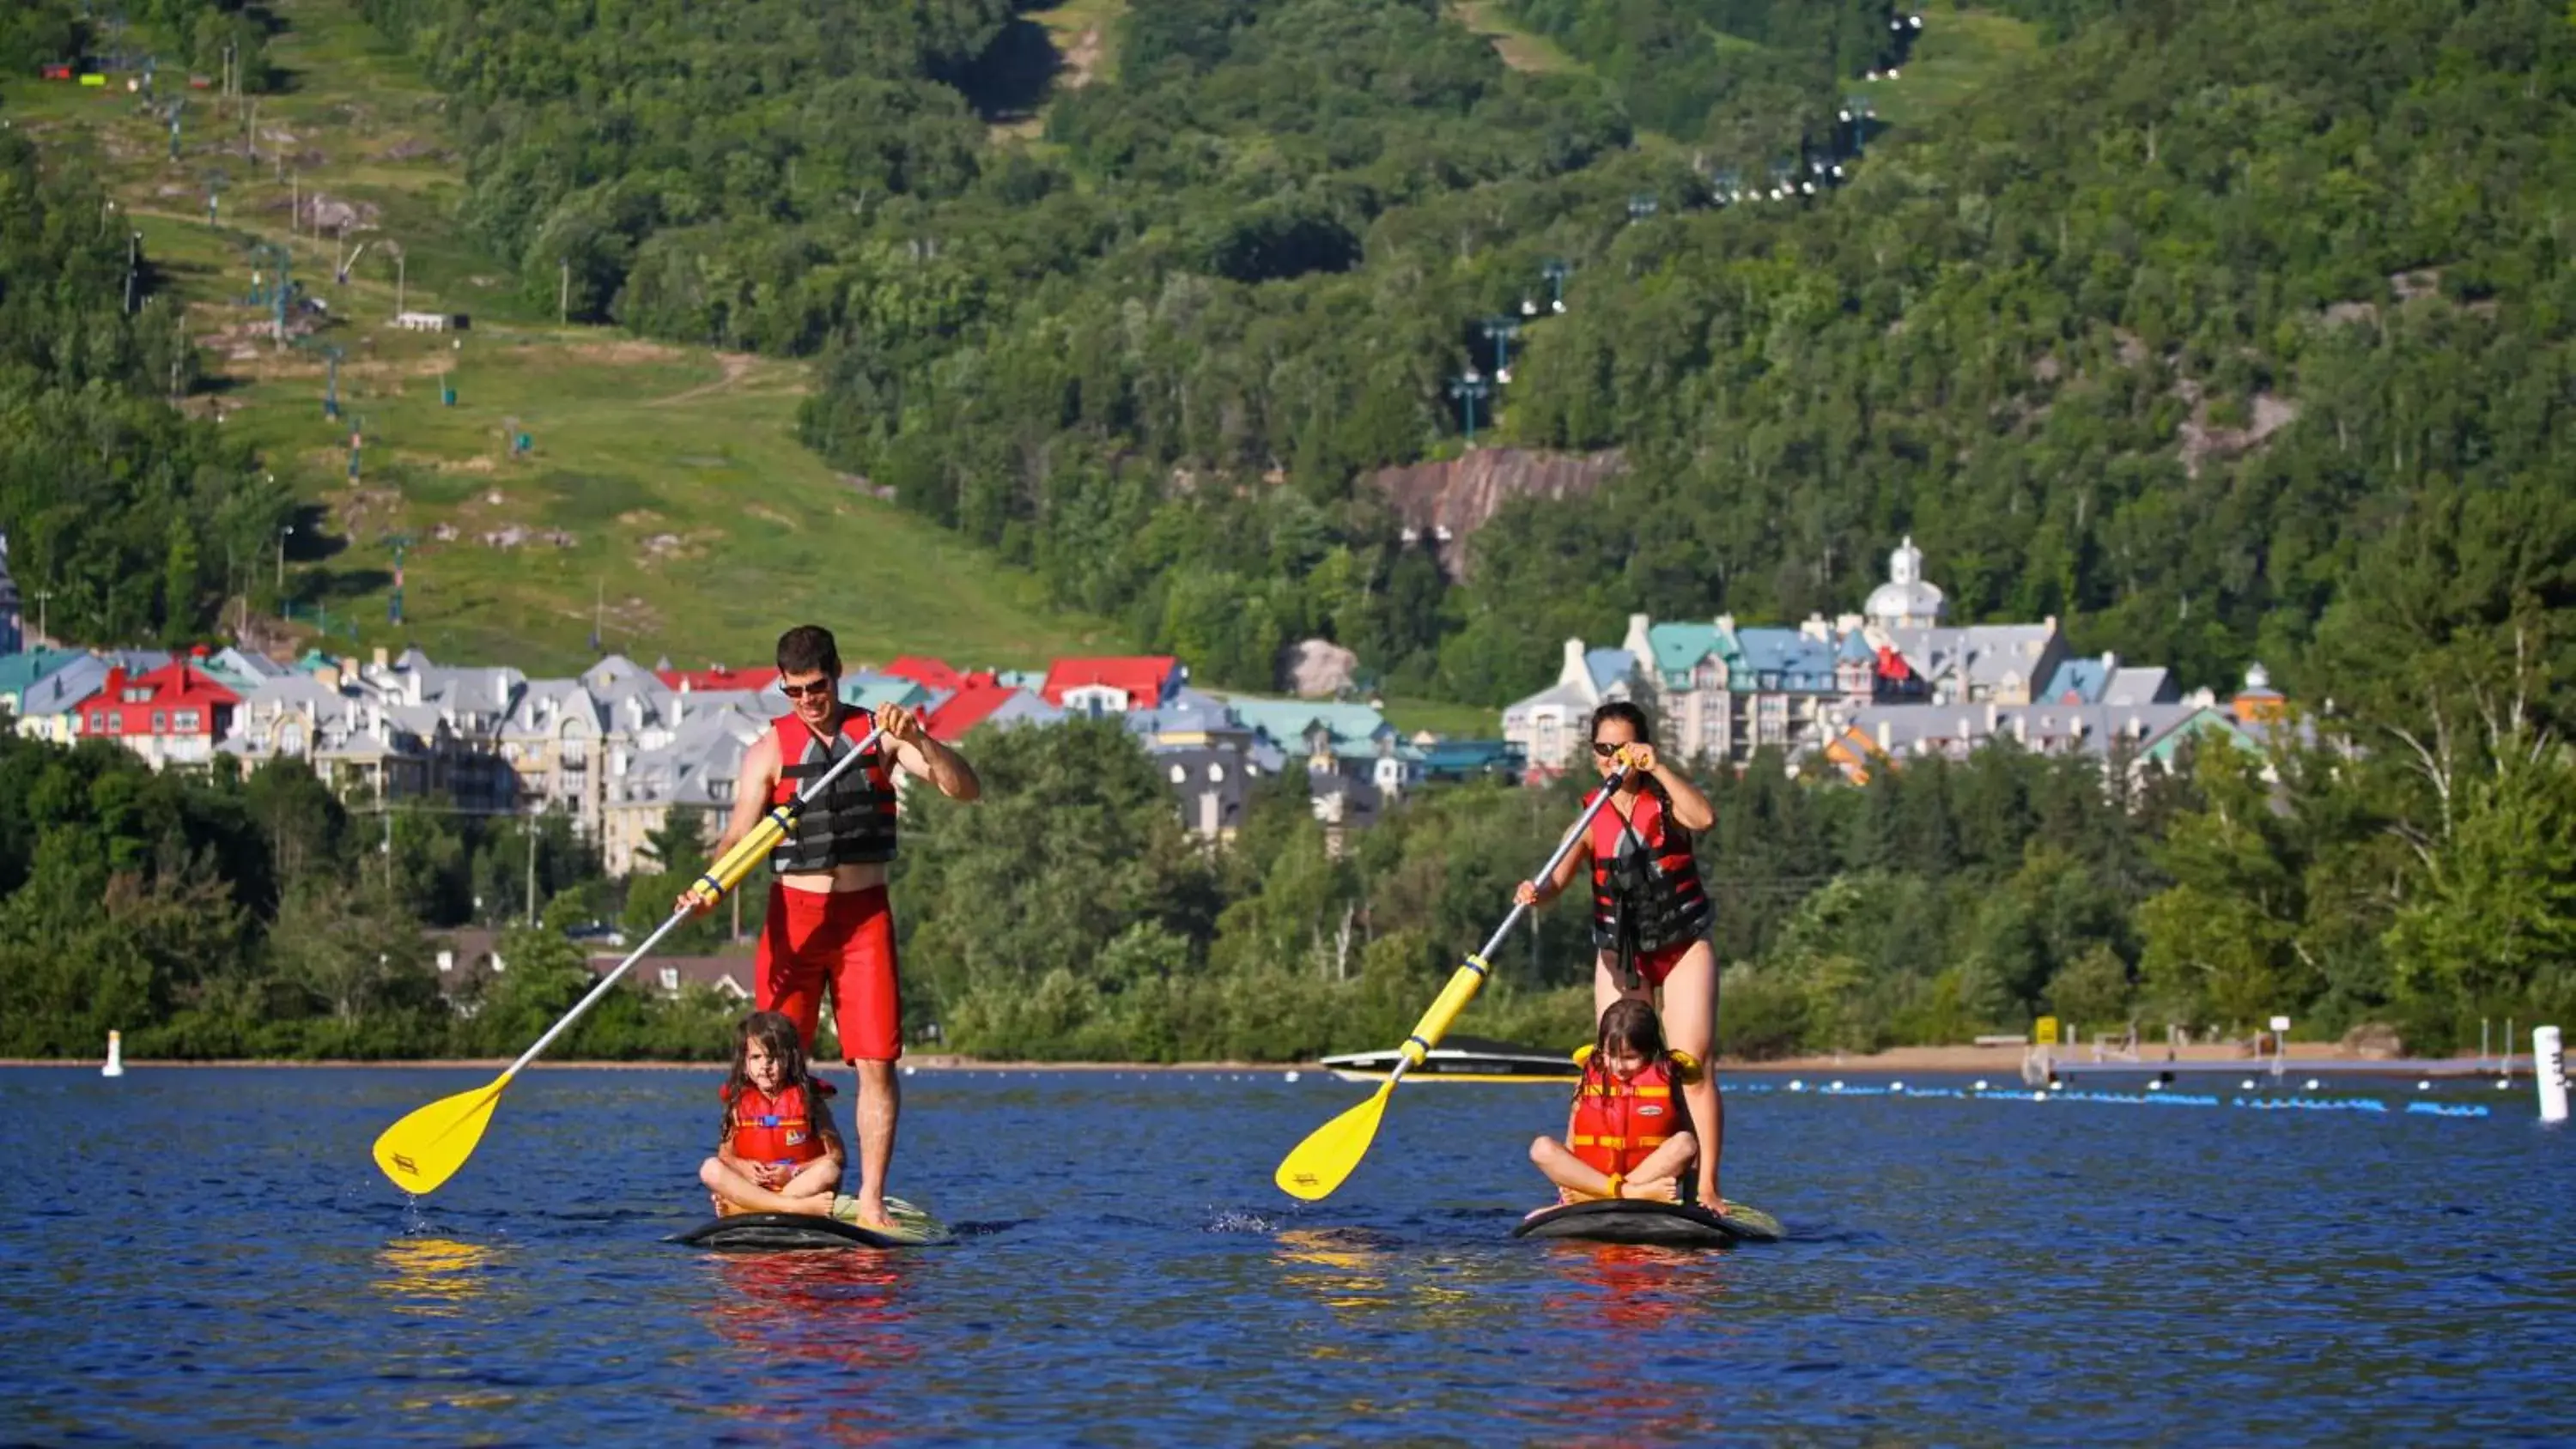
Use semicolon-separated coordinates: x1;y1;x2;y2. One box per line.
769;709;897;873
1586;787;1712;955
1570;1058;1686;1178
724;1082;830;1168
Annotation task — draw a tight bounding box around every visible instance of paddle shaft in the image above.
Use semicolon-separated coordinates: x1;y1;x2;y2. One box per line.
501;724;887;1081
1386;764;1631;1087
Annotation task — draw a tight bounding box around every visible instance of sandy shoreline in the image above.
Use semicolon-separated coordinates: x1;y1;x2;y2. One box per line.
0;1044;2465;1072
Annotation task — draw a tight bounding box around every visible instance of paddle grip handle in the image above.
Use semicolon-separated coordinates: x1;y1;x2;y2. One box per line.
504;725;889;1081
1388;767;1630;1085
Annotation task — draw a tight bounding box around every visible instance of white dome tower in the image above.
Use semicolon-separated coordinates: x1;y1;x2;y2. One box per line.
1865;536;1947;629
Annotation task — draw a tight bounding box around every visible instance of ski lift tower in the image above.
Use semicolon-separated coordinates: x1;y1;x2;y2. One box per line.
386;533;414;626
322;343;345;420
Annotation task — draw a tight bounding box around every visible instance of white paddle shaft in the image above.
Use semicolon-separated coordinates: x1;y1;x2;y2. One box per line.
1388;765;1631;1086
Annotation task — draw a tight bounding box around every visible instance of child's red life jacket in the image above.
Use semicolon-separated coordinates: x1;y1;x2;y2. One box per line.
725;1083;829;1167
1570;1059;1682;1177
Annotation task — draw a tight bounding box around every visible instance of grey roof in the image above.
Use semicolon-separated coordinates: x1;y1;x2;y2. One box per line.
2039;658;2110;703
365;658;526;721
1123;700;1242;740
100;649;173;675
614;699;766;807
1730;627;1842;692
1880;625;2059;695
1583;647;1636;693
981;691;1066;731
14;657;111;717
1844;700;2204;763
2103;667;2177;706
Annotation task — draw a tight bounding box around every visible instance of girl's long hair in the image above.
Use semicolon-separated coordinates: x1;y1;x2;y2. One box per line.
720;1010;842;1155
1581;998;1668;1094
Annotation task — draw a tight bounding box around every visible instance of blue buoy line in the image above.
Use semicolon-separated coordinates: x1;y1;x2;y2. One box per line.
1719;1076;2500;1124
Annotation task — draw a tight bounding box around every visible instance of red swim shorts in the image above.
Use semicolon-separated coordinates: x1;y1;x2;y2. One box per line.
757;883;902;1063
1606;938;1708;990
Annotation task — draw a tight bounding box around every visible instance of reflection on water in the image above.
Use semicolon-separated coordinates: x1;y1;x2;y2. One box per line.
698;1252;920;1446
3;1067;2573;1445
1273;1226;1395;1312
374;1236;497;1315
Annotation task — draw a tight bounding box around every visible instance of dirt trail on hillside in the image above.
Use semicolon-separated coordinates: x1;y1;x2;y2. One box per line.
647;351;764;407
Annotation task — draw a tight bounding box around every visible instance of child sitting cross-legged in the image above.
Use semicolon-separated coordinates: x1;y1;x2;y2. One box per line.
1528;997;1699;1209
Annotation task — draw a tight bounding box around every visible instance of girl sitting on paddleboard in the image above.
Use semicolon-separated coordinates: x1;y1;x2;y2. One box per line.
1513;701;1728;1207
700;1010;860;1221
1529;998;1698;1206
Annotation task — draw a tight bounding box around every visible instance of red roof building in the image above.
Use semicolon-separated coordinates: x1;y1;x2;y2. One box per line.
74;656;240;769
1040;656;1182;712
922;676;1015;741
883;655;964;693
656;664;766;694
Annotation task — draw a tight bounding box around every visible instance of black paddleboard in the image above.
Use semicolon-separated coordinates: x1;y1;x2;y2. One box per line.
1512;1198;1784;1247
671;1198;954;1252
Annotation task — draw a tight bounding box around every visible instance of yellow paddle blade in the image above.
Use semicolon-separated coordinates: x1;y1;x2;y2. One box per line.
1274;1081;1395;1201
373;1076;509;1195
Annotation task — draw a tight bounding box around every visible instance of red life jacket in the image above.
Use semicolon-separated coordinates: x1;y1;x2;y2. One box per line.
724;1083;829;1168
1570;1059;1684;1177
1587;787;1711;953
769;709;897;872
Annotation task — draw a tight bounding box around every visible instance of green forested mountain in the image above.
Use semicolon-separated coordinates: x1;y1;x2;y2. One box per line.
352;0;2576;725
3;0;2570;1059
1477;0;2576;707
0;125;294;644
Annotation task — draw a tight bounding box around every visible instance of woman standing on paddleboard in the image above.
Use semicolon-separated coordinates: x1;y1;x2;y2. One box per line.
1514;701;1726;1209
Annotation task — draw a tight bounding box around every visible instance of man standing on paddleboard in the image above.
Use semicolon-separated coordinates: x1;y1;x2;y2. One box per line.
678;624;981;1230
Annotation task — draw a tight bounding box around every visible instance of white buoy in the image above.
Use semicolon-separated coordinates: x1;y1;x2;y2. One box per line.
2240;1078;2256;1090
1285;1070;1301;1083
2496;1077;2512;1090
2536;1027;2567;1124
1890;1080;1905;1093
1829;1079;1845;1092
1789;1079;1806;1093
100;1030;125;1079
2304;1078;2320;1090
1973;1078;1989;1091
2031;1090;2048;1102
2417;1080;2433;1092
902;1064;915;1076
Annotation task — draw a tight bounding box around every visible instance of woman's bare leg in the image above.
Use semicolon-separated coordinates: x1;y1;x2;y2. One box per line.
1593;949;1654;1021
1654;943;1722;1206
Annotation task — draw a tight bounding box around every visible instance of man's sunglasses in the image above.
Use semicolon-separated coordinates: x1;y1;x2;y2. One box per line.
778;677;837;700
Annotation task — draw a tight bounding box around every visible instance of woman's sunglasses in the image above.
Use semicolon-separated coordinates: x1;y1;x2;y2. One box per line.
778;677;837;700
1590;741;1624;758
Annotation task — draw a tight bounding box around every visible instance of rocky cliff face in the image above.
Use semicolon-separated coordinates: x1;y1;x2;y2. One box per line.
1367;447;1626;576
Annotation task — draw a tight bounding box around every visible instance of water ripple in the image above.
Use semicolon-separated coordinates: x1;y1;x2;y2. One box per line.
2;1067;2570;1444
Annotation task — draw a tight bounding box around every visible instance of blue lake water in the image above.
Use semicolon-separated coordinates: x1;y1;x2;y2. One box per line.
3;1065;2572;1444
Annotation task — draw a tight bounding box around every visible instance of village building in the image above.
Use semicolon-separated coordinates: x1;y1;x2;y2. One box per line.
71;656;240;769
